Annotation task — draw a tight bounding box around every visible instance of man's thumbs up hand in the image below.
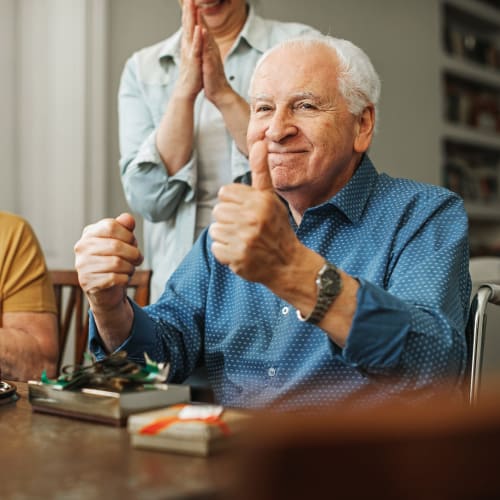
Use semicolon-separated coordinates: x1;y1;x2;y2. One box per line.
250;141;273;191
210;138;298;285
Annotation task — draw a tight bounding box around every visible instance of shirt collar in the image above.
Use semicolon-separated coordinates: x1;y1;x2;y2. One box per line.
157;5;266;65
158;28;182;63
327;155;379;224
236;6;271;54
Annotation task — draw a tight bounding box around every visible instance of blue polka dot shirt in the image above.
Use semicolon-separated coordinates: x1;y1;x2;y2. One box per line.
89;155;471;410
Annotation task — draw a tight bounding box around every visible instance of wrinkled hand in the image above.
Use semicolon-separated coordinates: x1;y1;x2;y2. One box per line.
176;0;203;100
210;141;299;285
74;213;144;311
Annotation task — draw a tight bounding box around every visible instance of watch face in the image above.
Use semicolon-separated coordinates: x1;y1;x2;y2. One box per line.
321;268;341;296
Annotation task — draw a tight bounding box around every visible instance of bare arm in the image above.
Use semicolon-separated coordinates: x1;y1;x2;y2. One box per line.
254;242;359;347
156;0;202;175
0;312;58;380
208;83;250;157
209;142;358;347
201;21;250;156
156;92;198;176
157;4;251;173
74;213;143;353
210;189;358;347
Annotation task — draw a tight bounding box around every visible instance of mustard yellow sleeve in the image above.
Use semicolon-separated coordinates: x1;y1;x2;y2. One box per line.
0;213;57;315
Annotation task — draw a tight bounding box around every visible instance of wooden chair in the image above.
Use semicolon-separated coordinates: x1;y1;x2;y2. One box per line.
50;269;152;373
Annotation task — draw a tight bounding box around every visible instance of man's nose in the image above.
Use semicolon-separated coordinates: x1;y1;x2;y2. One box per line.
265;108;298;143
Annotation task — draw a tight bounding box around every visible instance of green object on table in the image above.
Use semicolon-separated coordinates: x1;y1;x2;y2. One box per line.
40;351;170;392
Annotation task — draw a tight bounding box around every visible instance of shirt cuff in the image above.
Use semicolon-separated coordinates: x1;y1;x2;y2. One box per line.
169;152;197;202
135;129;197;200
135;129;162;165
342;279;411;369
88;300;159;364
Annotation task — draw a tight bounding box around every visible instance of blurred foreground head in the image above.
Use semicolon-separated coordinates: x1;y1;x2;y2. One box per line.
226;386;500;500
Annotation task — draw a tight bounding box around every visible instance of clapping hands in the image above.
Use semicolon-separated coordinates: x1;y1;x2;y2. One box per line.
178;0;232;106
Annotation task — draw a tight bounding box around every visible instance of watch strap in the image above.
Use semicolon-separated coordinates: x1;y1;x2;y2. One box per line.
296;261;342;325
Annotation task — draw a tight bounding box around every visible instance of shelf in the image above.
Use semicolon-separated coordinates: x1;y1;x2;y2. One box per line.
444;0;500;25
443;122;500;149
442;0;500;248
441;54;500;88
465;201;500;221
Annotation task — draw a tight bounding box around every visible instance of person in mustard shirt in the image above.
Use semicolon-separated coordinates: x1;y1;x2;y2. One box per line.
0;212;58;380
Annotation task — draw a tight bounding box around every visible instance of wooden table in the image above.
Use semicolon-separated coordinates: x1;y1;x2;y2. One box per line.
0;382;230;499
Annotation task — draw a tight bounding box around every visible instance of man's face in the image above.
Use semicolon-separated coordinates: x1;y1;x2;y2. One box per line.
247;44;371;206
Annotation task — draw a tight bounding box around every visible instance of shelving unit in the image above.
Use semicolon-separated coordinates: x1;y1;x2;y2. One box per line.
441;0;500;256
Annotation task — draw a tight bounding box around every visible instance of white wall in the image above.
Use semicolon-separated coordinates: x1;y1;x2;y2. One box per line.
2;0;107;267
0;0;17;212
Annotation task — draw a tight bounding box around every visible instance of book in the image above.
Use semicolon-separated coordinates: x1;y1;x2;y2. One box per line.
28;380;190;426
128;403;251;456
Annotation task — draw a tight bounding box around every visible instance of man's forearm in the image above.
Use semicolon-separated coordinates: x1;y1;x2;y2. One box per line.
0;327;57;381
264;245;359;348
215;89;250;156
91;297;135;354
156;91;197;175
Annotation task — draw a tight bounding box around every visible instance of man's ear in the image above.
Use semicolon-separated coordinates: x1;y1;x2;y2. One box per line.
354;105;375;153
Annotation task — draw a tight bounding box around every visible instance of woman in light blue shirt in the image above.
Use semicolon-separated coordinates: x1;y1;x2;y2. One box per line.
118;0;319;300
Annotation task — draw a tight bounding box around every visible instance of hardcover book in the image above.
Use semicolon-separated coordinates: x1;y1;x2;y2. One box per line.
128;403;251;456
28;380;190;426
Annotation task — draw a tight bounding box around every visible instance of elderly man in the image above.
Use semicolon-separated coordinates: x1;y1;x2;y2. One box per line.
75;35;470;409
0;211;58;380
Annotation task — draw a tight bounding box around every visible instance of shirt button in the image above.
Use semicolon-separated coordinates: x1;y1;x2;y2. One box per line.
281;306;289;315
268;367;276;377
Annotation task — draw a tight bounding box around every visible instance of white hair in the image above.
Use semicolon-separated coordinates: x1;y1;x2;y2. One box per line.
250;35;381;126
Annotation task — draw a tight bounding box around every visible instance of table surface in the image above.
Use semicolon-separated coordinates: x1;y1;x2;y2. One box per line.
0;382;230;499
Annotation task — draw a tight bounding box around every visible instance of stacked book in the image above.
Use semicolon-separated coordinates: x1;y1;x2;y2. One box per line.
29;351;191;426
28;381;190;426
128;403;251;456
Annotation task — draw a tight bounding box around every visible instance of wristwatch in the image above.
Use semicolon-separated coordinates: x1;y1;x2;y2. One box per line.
296;261;343;325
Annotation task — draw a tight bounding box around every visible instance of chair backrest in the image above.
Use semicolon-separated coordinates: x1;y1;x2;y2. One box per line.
50;269;152;373
466;283;500;405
